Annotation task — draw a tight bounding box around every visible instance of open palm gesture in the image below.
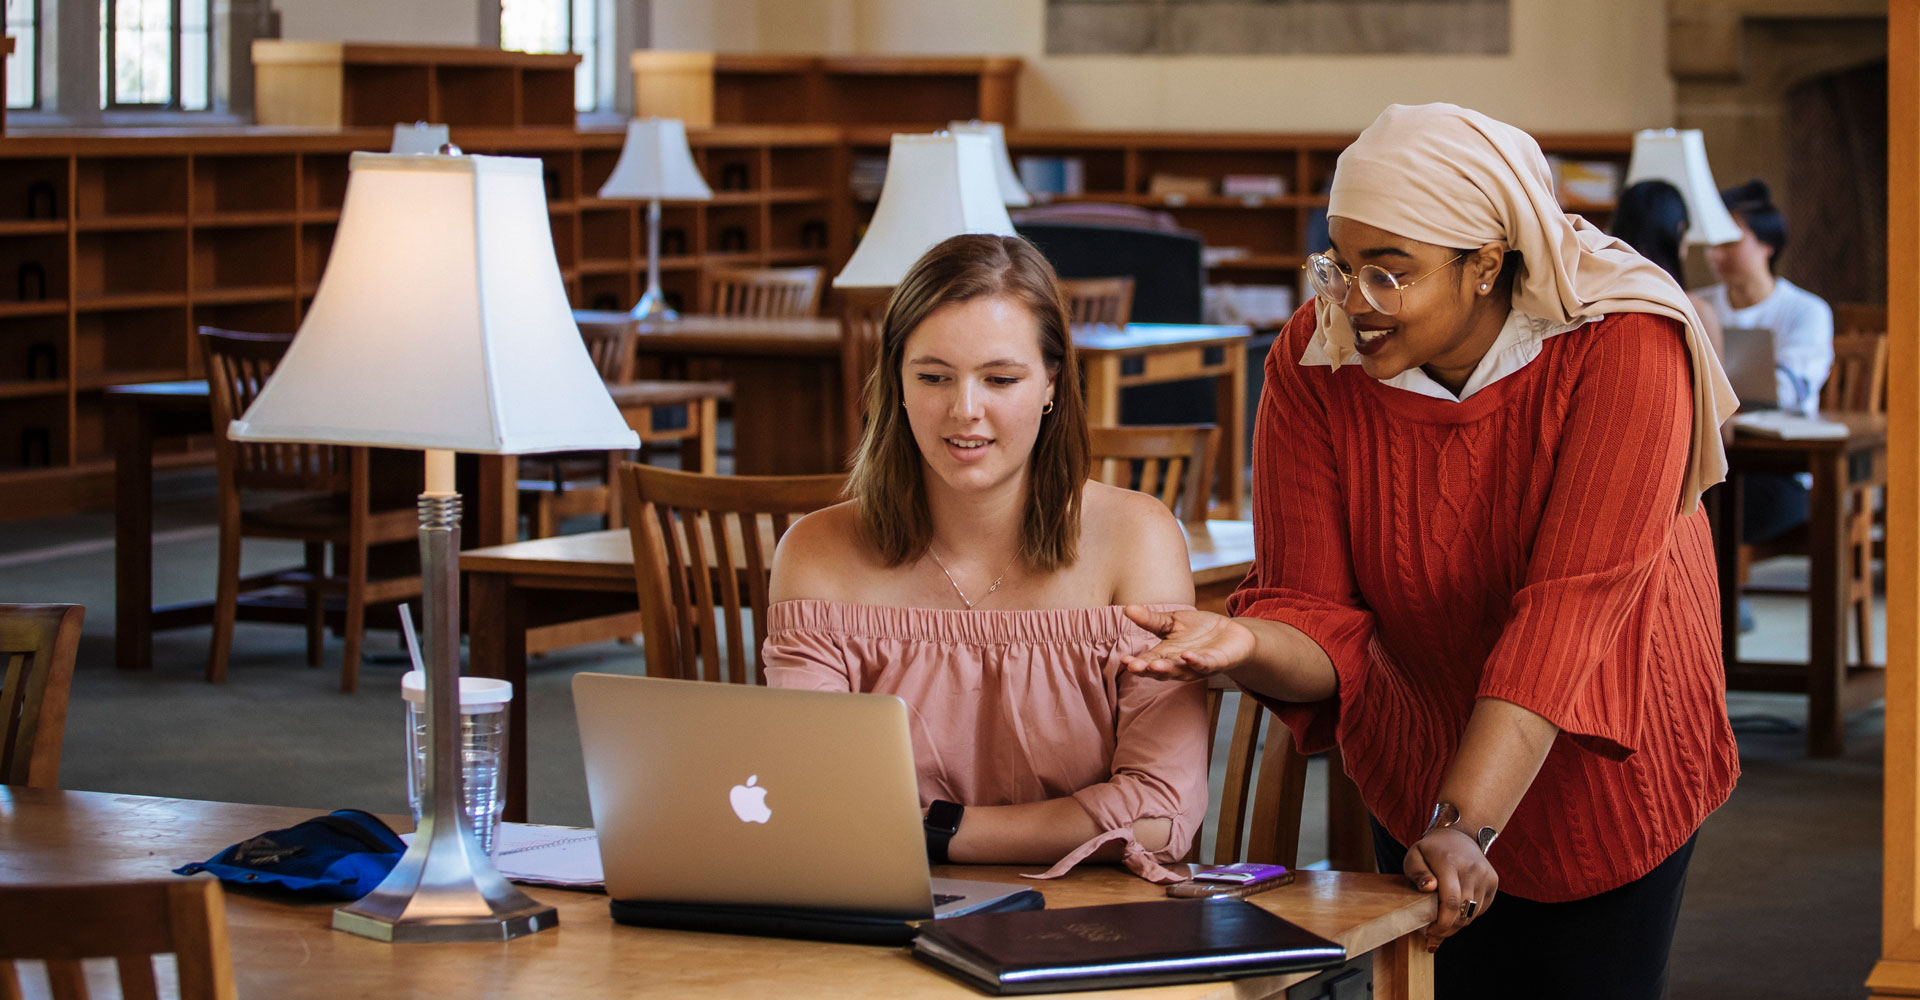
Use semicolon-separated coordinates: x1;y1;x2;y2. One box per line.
1120;607;1257;681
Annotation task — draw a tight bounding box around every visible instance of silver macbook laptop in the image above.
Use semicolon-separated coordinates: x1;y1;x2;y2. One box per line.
573;672;1038;932
1722;326;1780;409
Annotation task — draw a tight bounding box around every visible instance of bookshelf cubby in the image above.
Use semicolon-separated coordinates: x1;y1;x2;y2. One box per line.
253;42;582;129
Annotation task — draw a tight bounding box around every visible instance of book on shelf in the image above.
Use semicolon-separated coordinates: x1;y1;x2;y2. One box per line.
910;897;1345;995
1221;174;1286;197
1016;156;1084;197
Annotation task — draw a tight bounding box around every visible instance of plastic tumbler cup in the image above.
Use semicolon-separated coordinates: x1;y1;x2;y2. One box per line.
402;670;512;856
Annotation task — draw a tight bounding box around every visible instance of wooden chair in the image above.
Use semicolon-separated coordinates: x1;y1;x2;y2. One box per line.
199;328;421;693
839;289;891;456
620;465;847;685
1061;276;1135;327
701;266;825;318
1741;327;1888;666
1191;677;1375;872
1833;302;1886;337
518;317;639;538
1089;424;1219;523
0;879;237;1000
1;604;83;789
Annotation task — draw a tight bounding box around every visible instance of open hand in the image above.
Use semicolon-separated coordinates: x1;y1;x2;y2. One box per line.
1405;828;1498;952
1120;606;1257;681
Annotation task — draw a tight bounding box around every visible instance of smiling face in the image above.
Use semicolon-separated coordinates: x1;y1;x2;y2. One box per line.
901;295;1056;500
1323;218;1506;388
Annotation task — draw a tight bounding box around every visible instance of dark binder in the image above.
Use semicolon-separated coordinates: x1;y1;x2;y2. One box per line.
910;897;1345;995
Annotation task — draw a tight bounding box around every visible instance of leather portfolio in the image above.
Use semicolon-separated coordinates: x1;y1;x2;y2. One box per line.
910;897;1345;995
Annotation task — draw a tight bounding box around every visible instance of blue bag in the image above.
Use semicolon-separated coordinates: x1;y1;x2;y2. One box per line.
174;808;406;900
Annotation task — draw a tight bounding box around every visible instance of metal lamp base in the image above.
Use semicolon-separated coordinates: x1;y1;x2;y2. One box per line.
628;289;678;322
332;486;557;943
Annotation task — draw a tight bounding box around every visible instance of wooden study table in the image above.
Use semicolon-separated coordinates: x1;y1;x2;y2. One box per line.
462;519;1258;823
1;787;1436;999
592;312;1252;517
105;379;729;673
1711;412;1888;757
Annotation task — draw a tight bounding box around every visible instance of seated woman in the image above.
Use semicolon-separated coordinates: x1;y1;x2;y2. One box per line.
763;233;1209;884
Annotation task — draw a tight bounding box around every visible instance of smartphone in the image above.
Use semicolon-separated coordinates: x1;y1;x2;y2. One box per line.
1166;862;1294;898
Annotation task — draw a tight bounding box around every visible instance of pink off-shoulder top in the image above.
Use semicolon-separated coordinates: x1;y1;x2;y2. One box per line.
760;600;1210;884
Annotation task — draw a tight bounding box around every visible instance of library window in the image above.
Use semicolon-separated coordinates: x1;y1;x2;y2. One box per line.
5;0;35;108
100;0;212;109
501;0;602;111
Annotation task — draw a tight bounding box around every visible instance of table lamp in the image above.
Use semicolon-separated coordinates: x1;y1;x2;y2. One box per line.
391;122;451;155
833;131;1018;289
948;121;1032;207
229;150;640;942
598;117;712;320
1624;128;1742;245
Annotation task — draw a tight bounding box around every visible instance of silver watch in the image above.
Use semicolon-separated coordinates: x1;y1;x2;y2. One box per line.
1424;801;1498;854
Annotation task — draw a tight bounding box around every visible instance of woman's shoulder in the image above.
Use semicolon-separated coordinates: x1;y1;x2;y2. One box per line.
769;500;880;603
1079;481;1193;604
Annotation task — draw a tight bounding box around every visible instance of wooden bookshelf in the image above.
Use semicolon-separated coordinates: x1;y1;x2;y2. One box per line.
0;122;840;518
631;52;1020;129
252;42;582;129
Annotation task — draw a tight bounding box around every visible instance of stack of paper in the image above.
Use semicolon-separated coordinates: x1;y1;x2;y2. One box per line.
400;823;604;888
1731;412;1851;441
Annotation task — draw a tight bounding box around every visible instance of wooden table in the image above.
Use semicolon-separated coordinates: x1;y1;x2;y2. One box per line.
462;520;1258;823
0;787;1434;999
1712;412;1889;757
592;312;1252;517
106;379;729;673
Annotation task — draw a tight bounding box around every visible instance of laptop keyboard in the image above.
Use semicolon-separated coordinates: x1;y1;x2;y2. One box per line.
933;893;963;907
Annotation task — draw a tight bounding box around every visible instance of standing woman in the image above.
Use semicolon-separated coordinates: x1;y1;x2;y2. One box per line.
1124;104;1741;999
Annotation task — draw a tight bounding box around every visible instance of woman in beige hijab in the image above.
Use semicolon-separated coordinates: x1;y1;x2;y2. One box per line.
1124;104;1740;1000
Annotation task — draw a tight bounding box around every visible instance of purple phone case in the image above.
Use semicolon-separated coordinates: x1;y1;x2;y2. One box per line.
1195;862;1291;884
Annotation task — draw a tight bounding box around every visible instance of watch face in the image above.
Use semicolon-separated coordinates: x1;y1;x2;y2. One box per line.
925;800;963;834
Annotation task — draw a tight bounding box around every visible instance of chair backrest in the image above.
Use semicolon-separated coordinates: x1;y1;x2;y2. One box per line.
1089;424;1218;523
576;315;637;383
197;328;349;492
1833;302;1886;336
620;465;847;685
1;604;82;789
838;289;891;456
1194;678;1306;867
1822;329;1888;415
0;879;237;1000
702;266;825;318
1061;276;1135;327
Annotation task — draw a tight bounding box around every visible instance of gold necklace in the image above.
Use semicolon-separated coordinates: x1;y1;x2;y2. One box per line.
925;547;1014;610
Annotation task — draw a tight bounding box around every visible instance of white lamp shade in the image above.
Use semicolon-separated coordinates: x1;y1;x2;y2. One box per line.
231;153;639;455
834;132;1019;288
1623;128;1742;246
390;122;450;155
948;120;1031;208
597;118;713;201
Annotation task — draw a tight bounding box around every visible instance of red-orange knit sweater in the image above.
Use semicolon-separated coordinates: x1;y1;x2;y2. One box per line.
1229;305;1740;903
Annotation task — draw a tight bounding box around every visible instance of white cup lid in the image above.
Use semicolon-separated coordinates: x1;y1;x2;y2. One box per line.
401;670;513;710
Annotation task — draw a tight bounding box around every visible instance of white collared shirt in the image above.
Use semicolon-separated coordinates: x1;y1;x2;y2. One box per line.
1304;309;1598;402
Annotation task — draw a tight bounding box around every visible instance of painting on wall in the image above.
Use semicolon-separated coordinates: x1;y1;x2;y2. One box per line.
1046;0;1511;56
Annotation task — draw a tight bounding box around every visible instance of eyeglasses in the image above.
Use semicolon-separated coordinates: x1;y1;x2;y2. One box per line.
1303;252;1467;317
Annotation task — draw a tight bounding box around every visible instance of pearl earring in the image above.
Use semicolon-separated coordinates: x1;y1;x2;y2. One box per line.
1480;283;1489;292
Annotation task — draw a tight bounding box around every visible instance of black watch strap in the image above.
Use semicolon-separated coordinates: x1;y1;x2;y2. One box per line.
924;799;964;864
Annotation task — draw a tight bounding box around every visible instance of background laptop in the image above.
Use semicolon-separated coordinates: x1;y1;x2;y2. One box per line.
573;673;1041;943
1722;326;1781;409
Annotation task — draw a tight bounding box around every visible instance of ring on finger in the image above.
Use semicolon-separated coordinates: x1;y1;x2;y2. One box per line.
1460;899;1478;921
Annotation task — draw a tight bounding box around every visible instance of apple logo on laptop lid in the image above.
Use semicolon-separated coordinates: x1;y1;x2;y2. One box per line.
730;775;772;824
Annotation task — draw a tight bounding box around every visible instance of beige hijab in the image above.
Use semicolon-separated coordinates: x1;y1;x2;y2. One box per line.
1312;103;1736;515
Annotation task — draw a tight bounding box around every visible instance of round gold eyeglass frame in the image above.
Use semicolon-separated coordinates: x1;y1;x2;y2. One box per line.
1303;252;1468;317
